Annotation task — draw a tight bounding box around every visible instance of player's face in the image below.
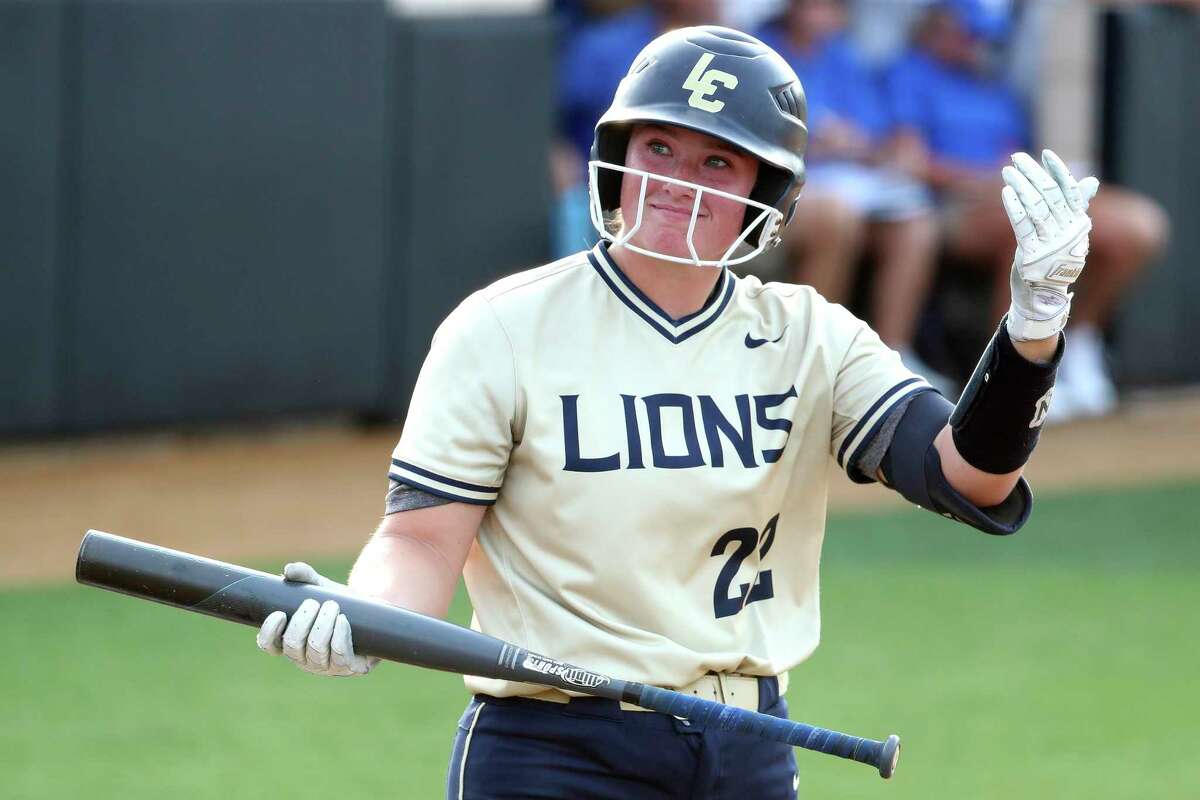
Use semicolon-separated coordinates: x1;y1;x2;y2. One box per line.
619;124;760;263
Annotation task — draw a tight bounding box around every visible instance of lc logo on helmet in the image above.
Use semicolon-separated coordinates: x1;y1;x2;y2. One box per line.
682;53;738;113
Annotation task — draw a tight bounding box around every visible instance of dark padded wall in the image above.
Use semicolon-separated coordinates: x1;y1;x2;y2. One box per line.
0;2;64;432
65;0;388;429
0;3;555;433
1103;9;1200;386
380;14;554;418
2;3;1193;433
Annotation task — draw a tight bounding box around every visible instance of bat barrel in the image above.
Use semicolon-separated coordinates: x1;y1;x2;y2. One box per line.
75;530;510;678
77;528;272;616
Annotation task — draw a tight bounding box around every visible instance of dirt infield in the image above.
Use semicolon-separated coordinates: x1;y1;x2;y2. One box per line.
3;391;1199;585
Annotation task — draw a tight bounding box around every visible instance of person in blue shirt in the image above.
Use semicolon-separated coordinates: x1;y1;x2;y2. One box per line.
884;1;1169;421
755;0;954;394
553;1;722;258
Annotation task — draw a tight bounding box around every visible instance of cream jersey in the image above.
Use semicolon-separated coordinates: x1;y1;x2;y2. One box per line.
389;242;932;697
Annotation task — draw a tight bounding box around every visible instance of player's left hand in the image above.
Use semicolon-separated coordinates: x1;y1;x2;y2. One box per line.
255;562;379;677
1001;149;1100;341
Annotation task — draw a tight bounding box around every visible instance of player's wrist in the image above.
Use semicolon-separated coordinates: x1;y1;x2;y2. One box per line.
1005;297;1070;343
1008;330;1060;364
1006;254;1072;342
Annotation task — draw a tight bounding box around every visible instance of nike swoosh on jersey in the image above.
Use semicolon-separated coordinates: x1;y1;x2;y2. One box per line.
744;326;788;349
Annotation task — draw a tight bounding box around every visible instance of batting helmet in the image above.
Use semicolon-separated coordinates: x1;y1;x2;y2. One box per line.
589;25;808;267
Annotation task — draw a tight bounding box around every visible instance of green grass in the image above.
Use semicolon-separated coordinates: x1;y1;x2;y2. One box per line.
3;480;1198;799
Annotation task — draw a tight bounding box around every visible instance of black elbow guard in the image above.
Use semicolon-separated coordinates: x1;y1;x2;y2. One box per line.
882;391;1031;536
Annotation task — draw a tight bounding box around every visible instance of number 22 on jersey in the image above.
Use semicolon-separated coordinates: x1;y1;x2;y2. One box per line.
711;513;778;619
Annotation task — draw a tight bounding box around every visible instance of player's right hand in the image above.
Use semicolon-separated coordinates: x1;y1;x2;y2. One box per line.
256;562;379;677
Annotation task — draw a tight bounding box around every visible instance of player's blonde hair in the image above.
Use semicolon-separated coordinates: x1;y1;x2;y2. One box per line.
605;208;624;237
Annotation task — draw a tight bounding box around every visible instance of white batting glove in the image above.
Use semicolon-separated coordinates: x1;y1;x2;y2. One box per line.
255;562;379;677
1001;150;1101;341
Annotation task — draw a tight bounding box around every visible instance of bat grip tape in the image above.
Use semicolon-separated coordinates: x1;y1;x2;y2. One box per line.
633;685;885;766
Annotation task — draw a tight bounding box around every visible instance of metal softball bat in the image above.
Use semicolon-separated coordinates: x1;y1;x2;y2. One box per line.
75;530;901;779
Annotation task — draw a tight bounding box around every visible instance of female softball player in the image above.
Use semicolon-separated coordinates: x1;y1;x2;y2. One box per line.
256;26;1096;799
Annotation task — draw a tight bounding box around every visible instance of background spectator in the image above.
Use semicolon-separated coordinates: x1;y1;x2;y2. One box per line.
756;0;955;395
847;0;937;65
884;1;1169;421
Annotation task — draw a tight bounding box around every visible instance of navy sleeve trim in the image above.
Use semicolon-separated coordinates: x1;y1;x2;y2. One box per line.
390;459;499;494
386;472;496;506
837;377;924;467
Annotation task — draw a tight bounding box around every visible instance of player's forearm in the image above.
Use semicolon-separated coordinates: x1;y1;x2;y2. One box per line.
933;425;1024;508
348;526;464;619
934;328;1062;507
926;321;1060;506
347;501;483;617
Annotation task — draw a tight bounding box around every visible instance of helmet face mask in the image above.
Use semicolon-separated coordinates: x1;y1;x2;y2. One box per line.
588;26;808;269
587;159;783;268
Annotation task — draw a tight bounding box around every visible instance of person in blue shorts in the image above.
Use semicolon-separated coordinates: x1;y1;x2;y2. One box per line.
883;1;1169;420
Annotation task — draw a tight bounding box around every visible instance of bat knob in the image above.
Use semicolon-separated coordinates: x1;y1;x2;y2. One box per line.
878;734;901;779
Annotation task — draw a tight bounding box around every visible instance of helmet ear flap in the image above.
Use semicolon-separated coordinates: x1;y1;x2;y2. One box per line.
744;163;802;244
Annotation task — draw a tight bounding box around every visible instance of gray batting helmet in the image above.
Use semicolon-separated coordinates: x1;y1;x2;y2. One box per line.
589;25;808;264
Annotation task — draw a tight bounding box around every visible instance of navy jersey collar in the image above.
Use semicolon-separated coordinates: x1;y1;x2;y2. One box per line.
588;242;735;344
